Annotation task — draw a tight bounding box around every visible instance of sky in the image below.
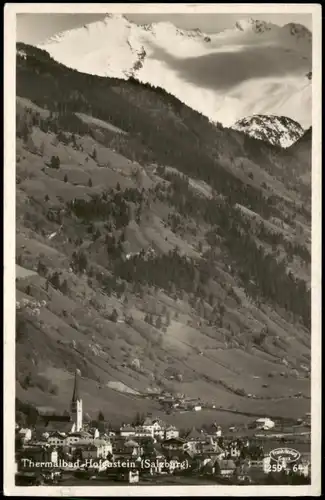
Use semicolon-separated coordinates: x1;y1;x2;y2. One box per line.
17;13;312;45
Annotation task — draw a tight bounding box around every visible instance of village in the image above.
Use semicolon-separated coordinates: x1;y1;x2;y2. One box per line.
15;371;311;486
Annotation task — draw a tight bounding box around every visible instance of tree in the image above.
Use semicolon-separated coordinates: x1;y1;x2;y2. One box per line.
116;182;121;191
92;147;97;161
88;178;93;188
98;410;105;421
26;135;37;154
49;271;61;290
39;141;45;156
44;194;50;202
120;229;126;242
74;251;88;273
50;155;60;169
155;316;162;330
132;412;145;426
214;460;221;476
60;279;69;294
64;174;68;183
25;405;39;426
110;308;118;323
15;435;24;452
15;410;26;428
17;119;30;142
93;229;101;241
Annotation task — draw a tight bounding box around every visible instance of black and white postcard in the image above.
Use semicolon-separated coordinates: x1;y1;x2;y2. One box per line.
4;2;322;496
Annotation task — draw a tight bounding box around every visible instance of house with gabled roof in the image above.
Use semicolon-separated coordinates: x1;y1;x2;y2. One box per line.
124;439;142;457
141;417;165;438
42;420;75;435
165;425;179;440
142;447;167;476
18;427;32;443
119;424;136;437
120;424;153;438
183;427;206;452
64;431;91;447
206;422;223;437
87;427;100;439
112;445;140;463
47;432;66;447
184;427;205;442
161;437;185;451
199;439;225;458
79;439;112;459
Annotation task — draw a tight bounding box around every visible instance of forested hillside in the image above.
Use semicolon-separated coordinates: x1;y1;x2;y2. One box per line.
15;43;311;425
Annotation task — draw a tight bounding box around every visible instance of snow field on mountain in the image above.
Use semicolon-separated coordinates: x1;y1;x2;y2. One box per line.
39;15;312;129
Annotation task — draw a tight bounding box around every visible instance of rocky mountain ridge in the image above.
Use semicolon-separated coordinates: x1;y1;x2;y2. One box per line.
232;115;305;148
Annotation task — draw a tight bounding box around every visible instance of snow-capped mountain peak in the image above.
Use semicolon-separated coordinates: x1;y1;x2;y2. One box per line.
282;22;312;42
234;18;274;33
37;15;312;129
232;114;305;148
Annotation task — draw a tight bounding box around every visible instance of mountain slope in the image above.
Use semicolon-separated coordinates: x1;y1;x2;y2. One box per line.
37;15;312;128
232;115;305;148
286;127;312;185
15;44;311;425
290;127;312;154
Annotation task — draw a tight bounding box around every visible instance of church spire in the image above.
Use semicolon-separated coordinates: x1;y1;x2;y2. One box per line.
70;369;83;432
72;369;80;403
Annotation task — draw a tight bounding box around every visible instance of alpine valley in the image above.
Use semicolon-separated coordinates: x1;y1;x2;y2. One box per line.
15;27;311;430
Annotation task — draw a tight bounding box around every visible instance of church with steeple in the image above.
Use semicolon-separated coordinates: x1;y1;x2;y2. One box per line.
37;369;84;433
70;369;83;432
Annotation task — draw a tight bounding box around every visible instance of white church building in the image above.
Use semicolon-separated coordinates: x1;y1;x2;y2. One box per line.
70;369;83;432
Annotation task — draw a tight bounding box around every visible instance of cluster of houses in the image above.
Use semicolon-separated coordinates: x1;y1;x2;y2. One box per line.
15;372;311;485
146;392;207;413
120;419;179;440
15;419;254;482
16;416;311;485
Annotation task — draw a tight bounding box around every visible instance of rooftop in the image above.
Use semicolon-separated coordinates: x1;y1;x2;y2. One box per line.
185;427;204;440
43;421;74;434
162;437;185;445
